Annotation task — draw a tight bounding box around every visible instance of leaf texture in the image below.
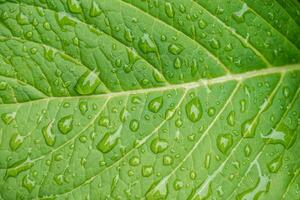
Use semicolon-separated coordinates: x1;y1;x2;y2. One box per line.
0;0;300;199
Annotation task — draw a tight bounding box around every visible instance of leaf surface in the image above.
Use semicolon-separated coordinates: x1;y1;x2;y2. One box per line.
0;0;300;199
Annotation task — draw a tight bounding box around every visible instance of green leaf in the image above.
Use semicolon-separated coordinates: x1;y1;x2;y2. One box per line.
0;0;299;199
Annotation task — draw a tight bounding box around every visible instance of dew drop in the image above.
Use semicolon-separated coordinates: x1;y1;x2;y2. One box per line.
168;44;184;55
58;115;73;134
138;33;157;54
42;122;56;146
226;111;236;126
67;0;82;13
96;126;122;153
185;98;202;122
129;156;140;166
198;19;207;29
207;107;216;117
22;174;35;192
241;118;257;138
148;96;163;113
150;138;169;154
267;153;283;173
142;165;153;177
79;101;88;115
75;70;101;95
90;1;101;17
98;117;110;127
244;144;251;157
174;57;182;69
210;38;220;49
9;133;25;151
0;81;8;90
165;2;174;18
163;155;173;166
173;179;184;191
1;112;16;125
146;179;169;200
129;119;139;132
216;134;233;154
232;3;249;23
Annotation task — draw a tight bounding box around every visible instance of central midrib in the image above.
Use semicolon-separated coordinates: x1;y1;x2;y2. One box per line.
1;64;299;106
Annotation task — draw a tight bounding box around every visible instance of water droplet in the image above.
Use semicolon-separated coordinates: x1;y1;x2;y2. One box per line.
79;101;88;115
165;2;174;18
168;44;184;55
173;179;184;191
207;107;216;117
129;156;140;166
42;122;56;146
146;179;169;200
138;33;157;54
1;112;16;125
261;123;296;149
210;38;220;49
226;111;236;126
90;1;101;17
267;153;283;173
244;144;251;157
175;118;183;128
283;87;290;98
22;174;35;192
174;57;182;69
67;0;82;13
193;182;212;199
190;171;197;180
198;19;207;29
9;133;25;151
17;13;29;25
204;153;211;169
0;81;7;90
142;165;153;177
241;118;258;138
129;119;139;132
54;174;64;185
124;28;134;42
58;115;73;134
5;162;33;179
98;117;110;127
150;138;169;154
56;13;76;28
232;3;249;23
44;47;54;61
185;98;202;122
240;99;247;113
163;155;173;166
216;134;233;154
148;96;163;113
75;70;101;95
96;126;122;153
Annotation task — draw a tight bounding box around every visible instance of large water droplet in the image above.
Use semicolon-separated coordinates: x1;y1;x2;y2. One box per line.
146;179;169;200
75;70;101;95
67;0;82;13
232;3;249;23
1;112;16;125
79;101;88;115
185;98;202;122
241;118;258;138
150;138;169;154
5;162;33;179
58;115;73;134
165;2;174;18
96;126;122;153
267;153;283;173
129;119;139;132
168;44;184;55
142;165;153;177
42;122;56;146
216;134;233;154
22;174;35;192
90;1;101;17
9;133;25;151
148;96;163;113
138;33;157;54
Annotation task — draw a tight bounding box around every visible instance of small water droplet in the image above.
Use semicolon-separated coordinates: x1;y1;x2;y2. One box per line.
79;101;88;115
22;174;35;192
185;98;202;122
75;70;101;95
216;134;233;154
67;0;82;13
58;115;73;134
244;144;251;157
226;111;236;126
90;1;101;17
96;126;122;153
129;156;140;166
138;33;157;54
150;138;169;154
164;2;174;18
198;19;207;29
142;165;153;177
163;155;173;166
0;81;8;90
168;44;184;55
42;122;56;146
129;119;139;132
1;112;16;125
232;3;249;23
173;179;184;191
9;133;25;151
148;96;163;113
267;153;283;173
210;38;220;49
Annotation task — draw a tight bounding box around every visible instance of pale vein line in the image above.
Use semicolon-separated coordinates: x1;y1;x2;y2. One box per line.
194;1;272;67
0;64;299;106
145;82;241;197
281;167;300;199
190;73;284;199
121;0;231;74
51;89;189;198
225;85;300;200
